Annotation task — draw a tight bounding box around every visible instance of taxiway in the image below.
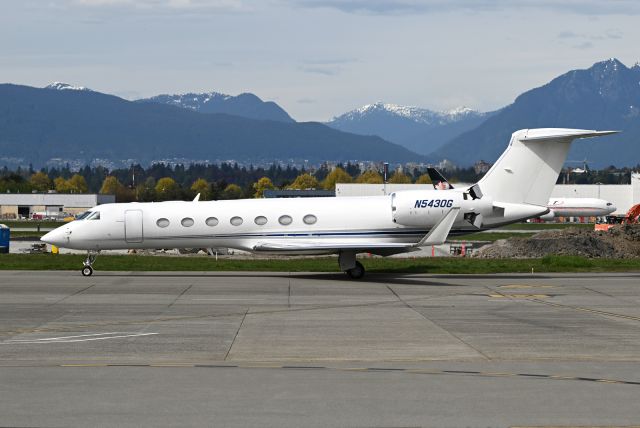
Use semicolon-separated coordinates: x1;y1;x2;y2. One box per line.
1;270;639;427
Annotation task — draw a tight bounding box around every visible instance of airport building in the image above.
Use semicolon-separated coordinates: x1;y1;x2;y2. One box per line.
336;172;640;215
0;193;115;219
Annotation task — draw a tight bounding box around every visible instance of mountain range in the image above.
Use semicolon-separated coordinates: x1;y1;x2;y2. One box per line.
137;92;294;123
0;84;419;167
327;103;491;155
431;58;640;168
1;58;639;169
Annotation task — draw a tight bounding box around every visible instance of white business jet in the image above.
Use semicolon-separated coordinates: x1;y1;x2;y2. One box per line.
42;128;616;278
427;169;617;220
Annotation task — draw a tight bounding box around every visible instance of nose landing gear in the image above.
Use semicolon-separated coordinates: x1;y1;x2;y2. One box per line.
82;251;99;276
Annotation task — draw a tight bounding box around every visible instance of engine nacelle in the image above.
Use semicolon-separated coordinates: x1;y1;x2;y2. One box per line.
538;211;556;221
391;190;493;228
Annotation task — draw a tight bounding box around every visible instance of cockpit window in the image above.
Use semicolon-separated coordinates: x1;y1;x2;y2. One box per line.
76;211;92;220
87;212;100;220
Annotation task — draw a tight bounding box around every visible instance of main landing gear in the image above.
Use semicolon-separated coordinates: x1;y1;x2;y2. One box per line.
82;251;99;276
339;251;365;279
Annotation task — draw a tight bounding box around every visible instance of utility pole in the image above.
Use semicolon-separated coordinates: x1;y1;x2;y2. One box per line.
383;162;389;196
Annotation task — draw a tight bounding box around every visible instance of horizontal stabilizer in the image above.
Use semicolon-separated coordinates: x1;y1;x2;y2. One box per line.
520;129;618;142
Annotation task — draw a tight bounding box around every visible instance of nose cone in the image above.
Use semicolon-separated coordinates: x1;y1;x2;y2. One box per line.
41;226;69;247
607;204;617;214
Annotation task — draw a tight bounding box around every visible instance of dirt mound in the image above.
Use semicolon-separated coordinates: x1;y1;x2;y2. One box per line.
474;225;640;258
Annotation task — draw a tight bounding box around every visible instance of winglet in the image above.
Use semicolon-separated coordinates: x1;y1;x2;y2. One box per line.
414;207;460;247
193;193;201;202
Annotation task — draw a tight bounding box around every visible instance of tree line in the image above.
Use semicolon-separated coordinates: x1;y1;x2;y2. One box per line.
3;162;633;202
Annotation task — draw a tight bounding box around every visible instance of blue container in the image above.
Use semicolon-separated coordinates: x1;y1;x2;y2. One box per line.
0;224;9;254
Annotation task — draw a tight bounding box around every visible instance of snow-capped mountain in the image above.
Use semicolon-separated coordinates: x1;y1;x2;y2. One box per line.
137;91;295;123
335;102;479;125
327;102;490;155
45;82;92;91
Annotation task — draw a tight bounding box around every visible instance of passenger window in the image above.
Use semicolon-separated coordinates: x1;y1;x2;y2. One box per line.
230;216;243;226
156;218;170;228
303;214;317;225
278;215;292;226
205;217;219;227
254;216;268;225
181;217;194;227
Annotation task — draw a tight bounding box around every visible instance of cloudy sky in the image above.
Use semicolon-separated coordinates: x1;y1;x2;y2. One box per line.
1;0;639;121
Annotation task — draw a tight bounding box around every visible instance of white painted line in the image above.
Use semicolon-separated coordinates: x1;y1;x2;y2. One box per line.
8;332;123;342
2;332;158;345
192;298;268;301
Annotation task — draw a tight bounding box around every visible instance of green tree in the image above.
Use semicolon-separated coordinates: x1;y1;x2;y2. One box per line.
322;167;352;190
253;176;275;198
99;176;121;195
137;177;157;202
388;170;412;184
415;174;432;184
155;177;181;201
100;176;134;202
356;170;383;184
288;173;318;190
54;177;70;193
66;174;89;193
222;183;243;200
30;171;52;191
191;178;212;200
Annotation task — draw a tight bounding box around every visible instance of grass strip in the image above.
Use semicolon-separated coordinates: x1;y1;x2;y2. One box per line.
1;254;639;274
451;232;538;242
0;221;66;229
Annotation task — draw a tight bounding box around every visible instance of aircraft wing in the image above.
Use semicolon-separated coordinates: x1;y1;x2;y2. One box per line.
253;241;417;256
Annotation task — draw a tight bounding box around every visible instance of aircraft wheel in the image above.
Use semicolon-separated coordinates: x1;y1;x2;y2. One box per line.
81;266;93;277
346;261;365;279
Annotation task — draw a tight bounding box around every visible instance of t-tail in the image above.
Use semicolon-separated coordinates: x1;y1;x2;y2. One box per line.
477;128;617;206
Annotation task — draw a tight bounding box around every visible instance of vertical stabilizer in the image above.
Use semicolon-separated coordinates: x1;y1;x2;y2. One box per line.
478;128;617;206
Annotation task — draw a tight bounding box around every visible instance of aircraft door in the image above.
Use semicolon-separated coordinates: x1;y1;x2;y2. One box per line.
125;210;144;243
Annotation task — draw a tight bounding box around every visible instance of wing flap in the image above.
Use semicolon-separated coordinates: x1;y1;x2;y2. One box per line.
253;241;413;252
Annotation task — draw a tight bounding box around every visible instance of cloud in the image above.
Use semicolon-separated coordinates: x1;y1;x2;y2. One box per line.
299;66;339;76
289;0;640;15
573;41;594;50
297;98;316;104
301;58;358;65
556;29;624;49
557;31;579;39
71;0;252;11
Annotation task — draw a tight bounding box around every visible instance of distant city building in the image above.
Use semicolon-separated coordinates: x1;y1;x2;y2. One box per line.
436;159;457;172
0;193;115;219
474;160;491;174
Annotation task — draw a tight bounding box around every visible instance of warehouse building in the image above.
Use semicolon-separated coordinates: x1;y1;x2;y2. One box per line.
0;193;115;220
336;172;640;215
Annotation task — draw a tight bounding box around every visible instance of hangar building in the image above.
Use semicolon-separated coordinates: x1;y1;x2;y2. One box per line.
0;193;115;220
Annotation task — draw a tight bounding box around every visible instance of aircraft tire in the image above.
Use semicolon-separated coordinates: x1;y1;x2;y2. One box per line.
346;261;365;279
82;266;93;277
